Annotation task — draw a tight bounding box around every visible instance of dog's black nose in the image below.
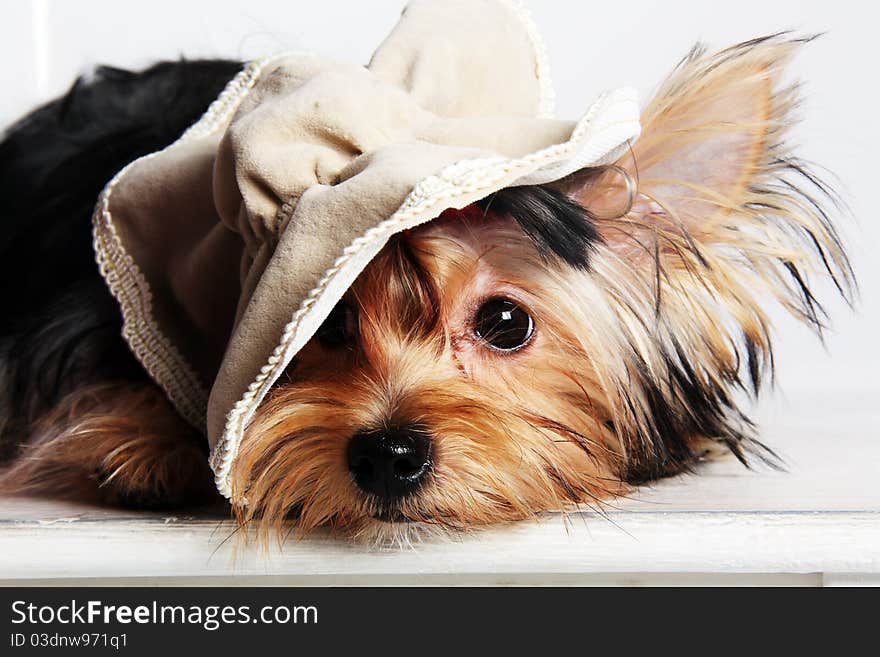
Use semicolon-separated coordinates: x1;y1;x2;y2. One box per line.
347;427;432;501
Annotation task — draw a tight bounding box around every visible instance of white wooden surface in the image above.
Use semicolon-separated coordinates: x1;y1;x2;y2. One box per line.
0;390;876;585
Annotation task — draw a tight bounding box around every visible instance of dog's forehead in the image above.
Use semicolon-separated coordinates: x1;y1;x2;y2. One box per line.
410;205;521;250
396;219;547;312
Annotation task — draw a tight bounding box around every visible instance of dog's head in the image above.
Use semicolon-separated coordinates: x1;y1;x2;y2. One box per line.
230;36;853;540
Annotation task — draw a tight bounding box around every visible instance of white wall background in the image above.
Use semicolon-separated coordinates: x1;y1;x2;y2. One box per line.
2;0;877;408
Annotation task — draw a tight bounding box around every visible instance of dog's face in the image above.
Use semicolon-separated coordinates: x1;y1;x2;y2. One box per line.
234;208;628;538
229;38;853;540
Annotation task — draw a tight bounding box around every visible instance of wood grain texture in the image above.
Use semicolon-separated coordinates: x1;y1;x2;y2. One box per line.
0;391;877;583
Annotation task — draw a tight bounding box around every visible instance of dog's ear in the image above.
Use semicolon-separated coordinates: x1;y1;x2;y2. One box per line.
586;37;782;243
561;35;853;360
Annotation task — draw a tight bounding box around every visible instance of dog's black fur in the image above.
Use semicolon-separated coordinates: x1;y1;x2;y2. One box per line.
0;60;243;460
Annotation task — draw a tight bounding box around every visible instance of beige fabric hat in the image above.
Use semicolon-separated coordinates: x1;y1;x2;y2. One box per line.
92;0;641;499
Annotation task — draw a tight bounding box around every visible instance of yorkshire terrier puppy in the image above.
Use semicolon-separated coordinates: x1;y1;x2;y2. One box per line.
0;36;854;541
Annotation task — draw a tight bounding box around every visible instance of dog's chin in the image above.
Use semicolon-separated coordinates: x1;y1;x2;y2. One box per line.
353;515;450;547
342;499;452;546
370;508;411;523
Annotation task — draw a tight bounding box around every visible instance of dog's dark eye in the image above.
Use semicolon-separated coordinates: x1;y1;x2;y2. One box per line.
473;298;534;352
316;301;357;349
